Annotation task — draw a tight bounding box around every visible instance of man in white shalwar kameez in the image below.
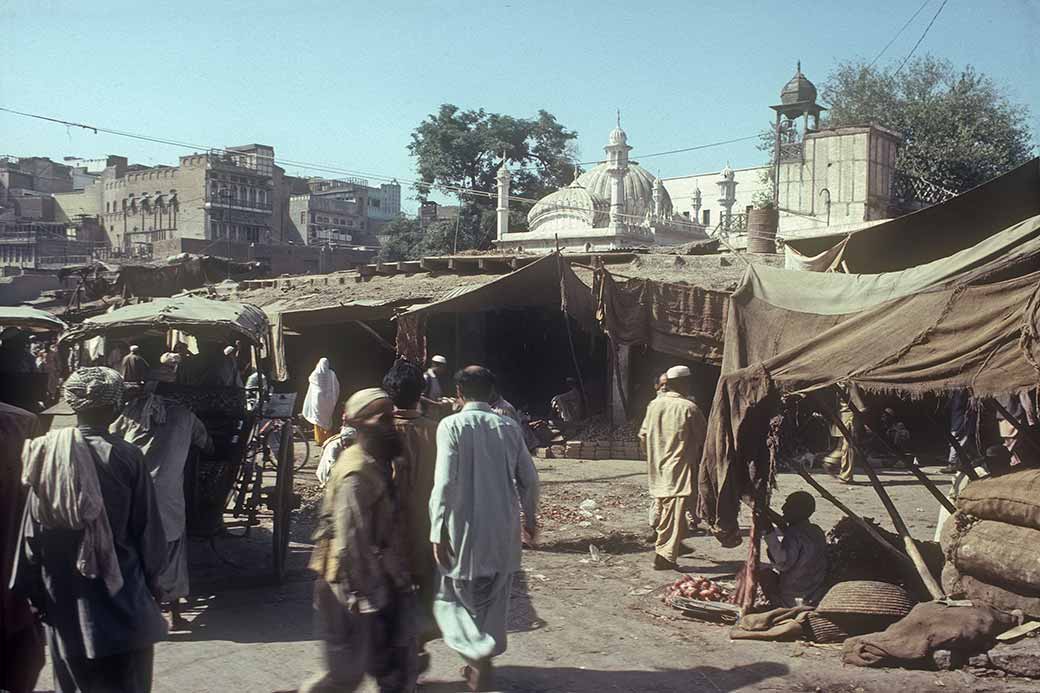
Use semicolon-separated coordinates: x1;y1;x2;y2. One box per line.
429;366;539;692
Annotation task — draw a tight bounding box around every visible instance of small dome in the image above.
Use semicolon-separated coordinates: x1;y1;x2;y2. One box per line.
720;164;735;180
608;126;628;146
780;62;817;105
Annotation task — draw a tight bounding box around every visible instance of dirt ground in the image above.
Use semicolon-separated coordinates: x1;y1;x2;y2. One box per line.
33;452;1039;693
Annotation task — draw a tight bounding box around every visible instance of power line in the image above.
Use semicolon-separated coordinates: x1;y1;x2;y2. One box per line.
894;0;950;75
868;0;932;69
1;105;761;208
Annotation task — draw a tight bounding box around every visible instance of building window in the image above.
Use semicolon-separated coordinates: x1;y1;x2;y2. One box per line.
702;209;711;226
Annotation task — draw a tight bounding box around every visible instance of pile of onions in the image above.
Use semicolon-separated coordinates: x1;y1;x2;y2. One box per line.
665;575;727;602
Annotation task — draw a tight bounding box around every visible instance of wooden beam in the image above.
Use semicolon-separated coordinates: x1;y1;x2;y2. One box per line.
845;399;956;514
818;390;945;600
374;262;397;275
396;260;421;274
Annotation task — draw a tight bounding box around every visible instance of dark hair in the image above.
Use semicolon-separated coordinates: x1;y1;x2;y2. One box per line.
382;359;424;409
784;491;816;521
455;365;495;402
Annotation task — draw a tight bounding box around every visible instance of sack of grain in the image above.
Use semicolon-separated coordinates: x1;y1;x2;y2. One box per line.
943;562;1040;619
948;520;1040;594
957;469;1040;531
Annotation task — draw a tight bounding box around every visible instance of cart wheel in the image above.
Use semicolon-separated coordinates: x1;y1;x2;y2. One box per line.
293;422;311;473
272;423;294;583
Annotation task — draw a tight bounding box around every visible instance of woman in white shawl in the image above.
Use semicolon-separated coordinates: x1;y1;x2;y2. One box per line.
302;357;340;445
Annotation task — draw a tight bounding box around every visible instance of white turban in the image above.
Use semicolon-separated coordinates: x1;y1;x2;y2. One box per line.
666;365;691;379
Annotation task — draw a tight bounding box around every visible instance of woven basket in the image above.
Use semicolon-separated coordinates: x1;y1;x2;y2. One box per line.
817;580;915;618
803;612;850;644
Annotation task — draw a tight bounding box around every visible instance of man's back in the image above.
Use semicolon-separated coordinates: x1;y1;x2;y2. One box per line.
430;403;539;580
640;392;707;498
17;430;168;659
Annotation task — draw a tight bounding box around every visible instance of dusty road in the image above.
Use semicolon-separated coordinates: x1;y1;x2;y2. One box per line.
34;455;1037;693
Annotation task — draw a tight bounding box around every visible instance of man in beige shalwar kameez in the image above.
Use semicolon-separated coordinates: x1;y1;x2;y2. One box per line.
639;365;708;571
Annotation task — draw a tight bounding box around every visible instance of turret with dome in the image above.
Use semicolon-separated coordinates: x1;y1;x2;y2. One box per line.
503;118;709;253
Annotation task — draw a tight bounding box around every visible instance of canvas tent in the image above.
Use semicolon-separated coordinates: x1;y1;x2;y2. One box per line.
395;253;595;363
784;157;1040;273
699;213;1040;541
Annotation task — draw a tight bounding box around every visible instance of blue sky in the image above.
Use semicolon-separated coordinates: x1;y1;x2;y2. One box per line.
1;0;1037;212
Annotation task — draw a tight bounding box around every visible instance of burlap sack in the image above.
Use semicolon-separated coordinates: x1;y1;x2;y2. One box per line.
949;520;1040;594
943;562;1040;619
957;469;1040;531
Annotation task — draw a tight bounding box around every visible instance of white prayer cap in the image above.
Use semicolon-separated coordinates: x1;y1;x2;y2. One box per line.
666;365;691;379
224;346;236;356
344;387;390;421
129;345;140;353
431;355;448;365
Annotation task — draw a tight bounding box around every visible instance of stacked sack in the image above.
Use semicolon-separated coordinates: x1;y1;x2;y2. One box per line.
941;468;1040;617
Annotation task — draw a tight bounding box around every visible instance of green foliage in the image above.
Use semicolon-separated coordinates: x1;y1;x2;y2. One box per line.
821;56;1034;192
376;216;423;261
408;104;579;203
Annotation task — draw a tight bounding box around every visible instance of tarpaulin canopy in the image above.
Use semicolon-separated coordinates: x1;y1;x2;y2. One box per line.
700;213;1040;540
593;268;731;365
60;296;270;346
395;254;595;363
0;306;67;333
724;214;1040;373
784;157;1040;273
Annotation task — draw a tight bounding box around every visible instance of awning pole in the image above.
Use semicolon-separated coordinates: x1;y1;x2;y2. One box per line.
817;389;945;600
844;399;956;514
990;397;1040;458
930;413;980;481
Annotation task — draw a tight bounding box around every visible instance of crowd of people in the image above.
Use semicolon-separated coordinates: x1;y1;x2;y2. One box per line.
0;336;865;693
0;350;544;693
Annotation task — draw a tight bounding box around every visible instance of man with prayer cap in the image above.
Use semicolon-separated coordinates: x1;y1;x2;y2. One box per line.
120;345;150;383
301;387;416;693
639;364;708;570
13;367;168;693
430;366;540;692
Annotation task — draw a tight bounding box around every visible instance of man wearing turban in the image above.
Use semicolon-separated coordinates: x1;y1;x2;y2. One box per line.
12;367;168;693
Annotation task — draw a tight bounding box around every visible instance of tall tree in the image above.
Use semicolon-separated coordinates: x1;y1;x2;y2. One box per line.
821;56;1033;193
409;105;579;202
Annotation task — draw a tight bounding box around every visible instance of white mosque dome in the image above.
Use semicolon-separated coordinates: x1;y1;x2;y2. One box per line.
527;181;608;228
575;162;672;220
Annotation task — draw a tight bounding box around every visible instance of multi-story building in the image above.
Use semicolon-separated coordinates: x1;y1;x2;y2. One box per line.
53;143;288;256
286;177;400;246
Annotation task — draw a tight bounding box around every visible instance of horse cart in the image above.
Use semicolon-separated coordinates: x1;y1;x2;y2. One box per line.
58;296;299;582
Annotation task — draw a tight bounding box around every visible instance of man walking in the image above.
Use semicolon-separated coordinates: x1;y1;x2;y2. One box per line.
301;388;415;693
13;367;168;693
639;365;708;571
111;383;214;629
382;360;440;666
120;345;150;383
430;366;539;692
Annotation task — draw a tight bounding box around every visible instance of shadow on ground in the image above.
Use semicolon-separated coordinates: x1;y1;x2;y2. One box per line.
534;531;648;557
420;661;789;692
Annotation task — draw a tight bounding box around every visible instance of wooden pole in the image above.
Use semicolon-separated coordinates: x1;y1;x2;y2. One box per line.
844;400;956;514
817;391;945;599
792;466;918;571
990;398;1040;458
931;414;980;481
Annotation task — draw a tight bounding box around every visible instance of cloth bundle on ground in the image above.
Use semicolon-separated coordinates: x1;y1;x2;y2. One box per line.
842;602;1020;667
730;606;812;641
956;469;1040;531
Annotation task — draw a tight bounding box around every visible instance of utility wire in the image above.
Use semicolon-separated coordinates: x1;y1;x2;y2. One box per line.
0;105;761;208
868;0;932;68
894;0;949;75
